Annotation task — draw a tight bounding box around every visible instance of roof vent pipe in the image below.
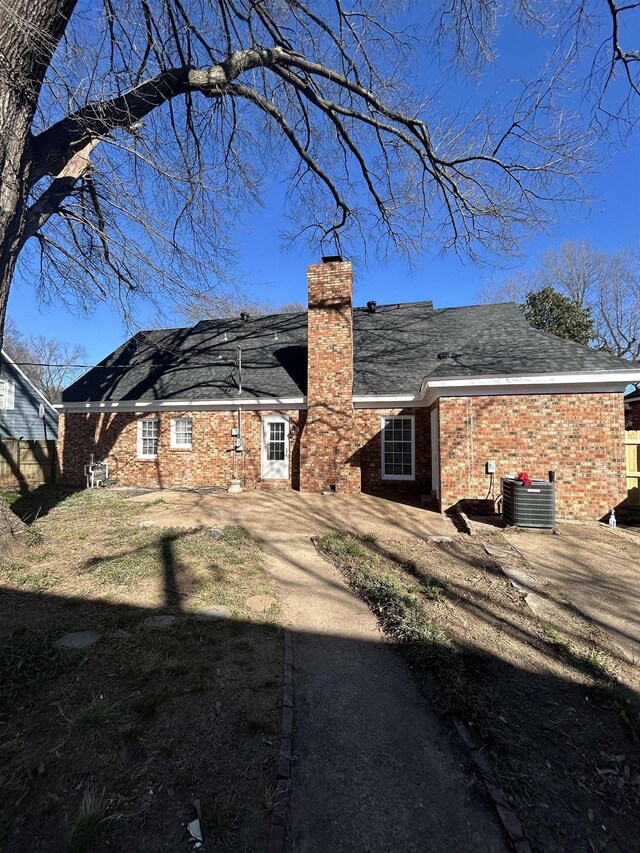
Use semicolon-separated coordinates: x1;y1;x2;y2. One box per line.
367;300;377;313
240;311;249;322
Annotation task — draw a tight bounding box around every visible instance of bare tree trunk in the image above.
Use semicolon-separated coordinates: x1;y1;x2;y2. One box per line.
0;0;77;344
0;1;76;535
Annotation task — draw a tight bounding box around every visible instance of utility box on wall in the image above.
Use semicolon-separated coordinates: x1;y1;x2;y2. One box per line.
502;477;556;529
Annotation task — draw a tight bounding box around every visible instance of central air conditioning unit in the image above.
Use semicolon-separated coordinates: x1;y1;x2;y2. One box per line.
502;477;556;529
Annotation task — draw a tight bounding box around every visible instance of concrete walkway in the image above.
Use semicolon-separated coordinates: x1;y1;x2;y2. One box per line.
134;491;507;851
258;531;507;852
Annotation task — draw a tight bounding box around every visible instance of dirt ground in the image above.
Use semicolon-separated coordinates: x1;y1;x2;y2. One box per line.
126;487;454;541
4;485;638;852
0;488;282;852
501;522;640;663
133;487;640;852
335;529;640;853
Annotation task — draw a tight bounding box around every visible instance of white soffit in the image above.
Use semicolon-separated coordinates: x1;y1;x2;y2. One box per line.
420;371;640;404
55;396;307;412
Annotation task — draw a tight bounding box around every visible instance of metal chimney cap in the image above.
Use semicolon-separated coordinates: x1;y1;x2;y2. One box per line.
321;255;343;263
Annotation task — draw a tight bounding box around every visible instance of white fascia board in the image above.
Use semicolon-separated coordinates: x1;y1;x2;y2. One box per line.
420;370;640;401
55;396;307;412
0;348;59;416
352;394;430;409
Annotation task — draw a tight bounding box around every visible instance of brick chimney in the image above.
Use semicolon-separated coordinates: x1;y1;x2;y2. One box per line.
300;258;360;492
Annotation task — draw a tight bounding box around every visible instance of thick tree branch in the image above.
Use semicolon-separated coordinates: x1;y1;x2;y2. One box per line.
21;138;101;247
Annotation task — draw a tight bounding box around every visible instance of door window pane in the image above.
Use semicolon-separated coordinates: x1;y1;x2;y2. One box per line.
268;421;285;460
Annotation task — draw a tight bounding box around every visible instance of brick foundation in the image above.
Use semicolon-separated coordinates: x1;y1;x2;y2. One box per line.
438;392;626;520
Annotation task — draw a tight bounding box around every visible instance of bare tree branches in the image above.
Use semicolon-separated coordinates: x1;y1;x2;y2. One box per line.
2;320;88;402
477;239;640;361
0;1;638;345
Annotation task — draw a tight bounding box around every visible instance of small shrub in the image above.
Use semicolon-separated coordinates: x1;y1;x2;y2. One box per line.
72;698;119;735
67;790;111;853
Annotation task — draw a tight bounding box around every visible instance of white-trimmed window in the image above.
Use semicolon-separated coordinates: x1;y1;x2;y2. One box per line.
381;416;415;480
0;378;15;411
137;418;159;458
170;417;193;449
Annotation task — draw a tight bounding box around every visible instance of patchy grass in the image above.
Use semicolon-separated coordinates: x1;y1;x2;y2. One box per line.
71;698;122;736
67;790;111;853
318;532;488;728
317;530;640;853
0;488;282;852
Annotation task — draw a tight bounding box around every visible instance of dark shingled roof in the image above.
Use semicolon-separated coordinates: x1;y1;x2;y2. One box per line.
62;301;634;403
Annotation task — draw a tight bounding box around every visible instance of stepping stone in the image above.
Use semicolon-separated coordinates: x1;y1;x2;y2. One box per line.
140;614;176;629
205;527;223;539
55;630;101;650
193;605;230;622
246;594;277;613
484;545;513;558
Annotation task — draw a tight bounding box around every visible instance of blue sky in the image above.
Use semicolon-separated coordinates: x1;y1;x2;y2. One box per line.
7;8;640;365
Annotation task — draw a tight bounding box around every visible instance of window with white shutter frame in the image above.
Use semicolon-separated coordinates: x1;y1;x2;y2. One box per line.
0;379;15;411
137;419;159;458
170;417;192;449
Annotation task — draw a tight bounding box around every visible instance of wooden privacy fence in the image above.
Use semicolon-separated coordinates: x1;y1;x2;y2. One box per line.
625;430;640;511
0;439;57;486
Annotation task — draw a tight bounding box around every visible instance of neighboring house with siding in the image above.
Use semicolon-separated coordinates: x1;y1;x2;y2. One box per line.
56;259;640;520
0;350;59;440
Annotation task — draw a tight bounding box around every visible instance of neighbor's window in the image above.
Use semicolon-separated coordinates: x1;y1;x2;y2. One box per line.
137;419;159;458
0;378;15;411
171;417;193;449
381;416;415;480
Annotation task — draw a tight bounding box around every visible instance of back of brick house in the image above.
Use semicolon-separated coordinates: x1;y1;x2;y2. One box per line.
57;259;639;520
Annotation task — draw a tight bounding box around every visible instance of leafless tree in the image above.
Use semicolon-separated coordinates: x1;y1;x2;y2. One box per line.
1;1;638;353
173;293;306;323
477;239;640;360
2;321;88;401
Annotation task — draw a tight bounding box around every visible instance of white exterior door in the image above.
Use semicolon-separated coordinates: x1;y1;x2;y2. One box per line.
262;415;289;479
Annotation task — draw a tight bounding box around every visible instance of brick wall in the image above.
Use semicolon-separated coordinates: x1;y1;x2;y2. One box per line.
438;392;626;520
59;405;433;494
58;410;303;489
299;259;360;492
356;407;432;493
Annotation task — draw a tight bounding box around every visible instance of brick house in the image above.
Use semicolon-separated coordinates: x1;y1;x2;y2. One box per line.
57;258;640;519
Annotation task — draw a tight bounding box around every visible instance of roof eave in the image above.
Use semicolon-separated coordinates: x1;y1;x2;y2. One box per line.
420;369;640;403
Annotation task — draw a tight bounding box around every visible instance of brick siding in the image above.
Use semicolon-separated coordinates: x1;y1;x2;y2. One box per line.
438;392;626;520
59;404;433;494
58;409;303;489
356;407;432;493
